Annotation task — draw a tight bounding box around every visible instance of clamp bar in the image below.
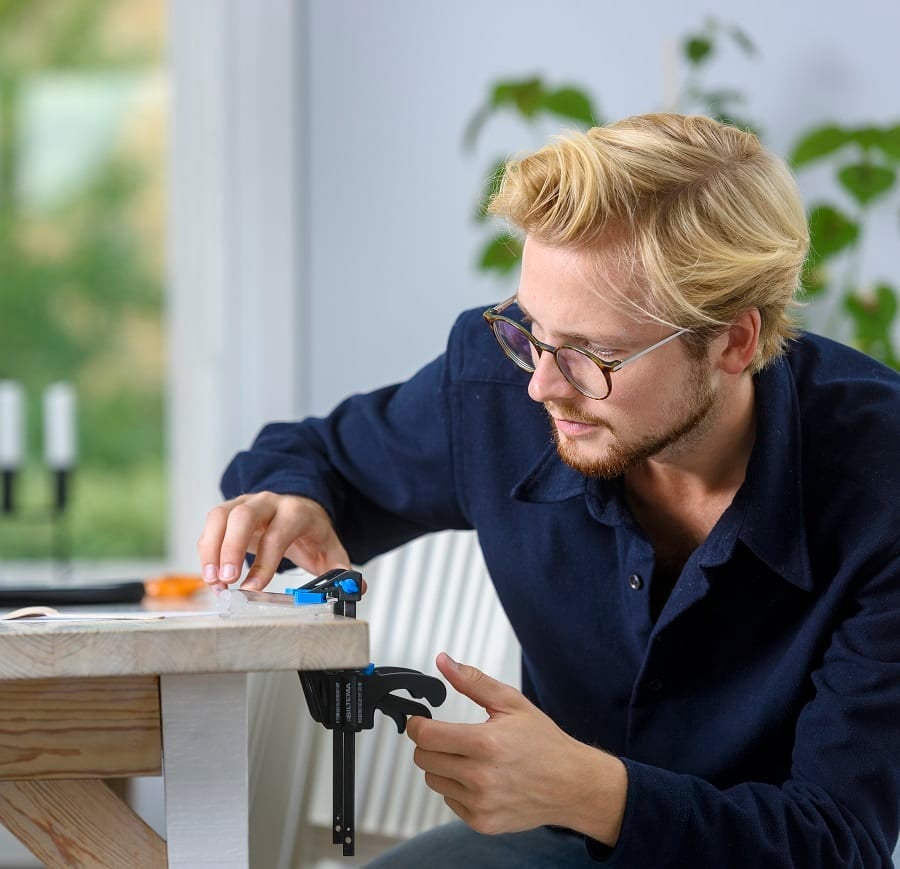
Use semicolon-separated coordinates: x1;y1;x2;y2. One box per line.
297;568;446;858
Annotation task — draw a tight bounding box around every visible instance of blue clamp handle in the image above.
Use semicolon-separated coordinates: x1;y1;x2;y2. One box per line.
285;588;328;606
284;575;361;608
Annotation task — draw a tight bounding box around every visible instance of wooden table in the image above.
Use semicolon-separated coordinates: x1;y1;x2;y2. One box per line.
0;598;368;868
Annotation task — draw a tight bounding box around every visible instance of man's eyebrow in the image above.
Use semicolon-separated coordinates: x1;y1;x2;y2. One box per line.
515;297;629;348
515;297;536;321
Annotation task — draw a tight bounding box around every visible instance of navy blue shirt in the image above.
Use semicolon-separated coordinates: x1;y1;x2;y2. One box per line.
222;308;900;867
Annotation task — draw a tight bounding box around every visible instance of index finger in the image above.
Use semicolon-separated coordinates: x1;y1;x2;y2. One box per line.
197;499;243;584
406;716;488;755
215;496;283;584
197;493;274;584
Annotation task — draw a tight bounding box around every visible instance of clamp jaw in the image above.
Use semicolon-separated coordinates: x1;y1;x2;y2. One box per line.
297;568;446;857
287;566;365;618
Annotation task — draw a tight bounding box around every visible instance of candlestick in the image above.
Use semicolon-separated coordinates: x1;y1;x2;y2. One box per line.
42;382;77;471
0;380;24;469
0;381;24;514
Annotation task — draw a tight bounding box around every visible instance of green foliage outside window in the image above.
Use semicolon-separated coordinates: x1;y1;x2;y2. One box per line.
0;0;166;559
467;19;900;370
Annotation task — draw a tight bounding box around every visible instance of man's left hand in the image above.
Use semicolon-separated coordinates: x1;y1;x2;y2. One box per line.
405;652;627;845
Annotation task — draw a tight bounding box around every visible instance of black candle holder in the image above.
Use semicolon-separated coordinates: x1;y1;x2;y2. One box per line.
0;467;73;577
1;381;77;578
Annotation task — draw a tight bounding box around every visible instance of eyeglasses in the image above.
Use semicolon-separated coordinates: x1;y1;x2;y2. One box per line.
483;295;689;400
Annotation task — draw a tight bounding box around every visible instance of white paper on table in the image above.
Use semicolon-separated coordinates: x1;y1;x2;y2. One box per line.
0;607;221;622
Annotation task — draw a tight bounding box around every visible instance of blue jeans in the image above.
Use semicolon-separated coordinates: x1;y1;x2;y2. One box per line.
364;822;599;868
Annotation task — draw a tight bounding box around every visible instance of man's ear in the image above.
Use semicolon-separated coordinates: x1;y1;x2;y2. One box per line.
715;309;761;376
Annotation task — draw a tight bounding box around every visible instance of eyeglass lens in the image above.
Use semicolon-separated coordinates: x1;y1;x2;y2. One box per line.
492;319;610;398
493;319;535;367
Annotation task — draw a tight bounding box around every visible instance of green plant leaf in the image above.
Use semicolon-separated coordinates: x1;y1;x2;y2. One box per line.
491;77;544;117
850;126;884;152
541;86;596;127
844;284;900;369
698;88;745;107
727;24;757;55
462;103;492;152
800;264;828;297
463;76;548;150
684;36;713;65
807;204;859;260
475;158;508;222
872;124;900;161
478;233;523;274
789;125;850;168
838;163;896;206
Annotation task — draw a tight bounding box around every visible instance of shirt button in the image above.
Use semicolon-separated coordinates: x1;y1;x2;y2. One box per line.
628;574;644;590
647;678;663;693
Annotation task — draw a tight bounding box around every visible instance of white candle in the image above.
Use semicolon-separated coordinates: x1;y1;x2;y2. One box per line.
43;382;77;470
0;381;24;469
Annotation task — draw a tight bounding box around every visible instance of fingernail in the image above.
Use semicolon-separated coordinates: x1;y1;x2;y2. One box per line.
220;564;237;581
203;564;218;583
443;653;460;670
241;577;259;591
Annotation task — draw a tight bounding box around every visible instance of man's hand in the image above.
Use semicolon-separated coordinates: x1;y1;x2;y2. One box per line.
197;492;351;591
406;653;628;846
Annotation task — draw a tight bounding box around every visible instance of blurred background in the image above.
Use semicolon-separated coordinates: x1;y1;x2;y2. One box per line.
0;0;165;565
0;0;897;574
0;0;898;865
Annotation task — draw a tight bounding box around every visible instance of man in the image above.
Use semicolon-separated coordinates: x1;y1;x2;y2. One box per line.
198;114;900;867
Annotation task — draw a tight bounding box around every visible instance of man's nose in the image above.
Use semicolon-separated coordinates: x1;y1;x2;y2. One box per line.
527;351;579;404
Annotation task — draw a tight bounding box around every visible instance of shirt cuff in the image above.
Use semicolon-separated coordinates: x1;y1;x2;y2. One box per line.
582;758;691;865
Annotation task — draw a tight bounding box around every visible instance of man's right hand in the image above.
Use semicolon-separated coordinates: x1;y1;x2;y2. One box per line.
197;492;351;591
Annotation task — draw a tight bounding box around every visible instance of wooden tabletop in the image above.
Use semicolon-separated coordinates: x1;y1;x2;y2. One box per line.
0;595;369;680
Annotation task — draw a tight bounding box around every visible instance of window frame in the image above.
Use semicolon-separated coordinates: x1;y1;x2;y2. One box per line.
168;0;307;570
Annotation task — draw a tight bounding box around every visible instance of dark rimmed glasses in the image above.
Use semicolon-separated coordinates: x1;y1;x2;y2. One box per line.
483;295;689;400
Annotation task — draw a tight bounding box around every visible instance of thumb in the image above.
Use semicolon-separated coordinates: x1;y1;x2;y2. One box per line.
436;652;526;714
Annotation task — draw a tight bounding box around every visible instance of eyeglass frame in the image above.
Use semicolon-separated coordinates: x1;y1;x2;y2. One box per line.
482;294;690;400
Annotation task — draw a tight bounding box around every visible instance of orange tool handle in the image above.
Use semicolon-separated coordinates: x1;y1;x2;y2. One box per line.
143;574;206;598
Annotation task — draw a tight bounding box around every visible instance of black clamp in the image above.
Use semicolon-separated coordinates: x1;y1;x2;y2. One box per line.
291;566;365;618
297;569;446;857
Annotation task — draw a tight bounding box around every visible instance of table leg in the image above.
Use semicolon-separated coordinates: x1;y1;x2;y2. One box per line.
0;779;166;868
161;672;249;868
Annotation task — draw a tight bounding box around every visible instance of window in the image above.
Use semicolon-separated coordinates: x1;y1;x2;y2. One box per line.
0;1;167;561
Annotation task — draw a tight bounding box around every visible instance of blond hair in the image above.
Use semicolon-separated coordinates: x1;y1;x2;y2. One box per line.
488;113;809;371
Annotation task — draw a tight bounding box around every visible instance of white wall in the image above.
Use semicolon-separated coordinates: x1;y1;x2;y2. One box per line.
302;0;900;415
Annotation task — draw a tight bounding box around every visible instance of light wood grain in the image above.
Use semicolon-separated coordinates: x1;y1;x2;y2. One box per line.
0;607;368;681
0;676;161;779
0;779;166;868
0;601;369;868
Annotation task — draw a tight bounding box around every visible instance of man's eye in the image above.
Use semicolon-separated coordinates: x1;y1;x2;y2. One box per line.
528;320;548;342
591;348;619;361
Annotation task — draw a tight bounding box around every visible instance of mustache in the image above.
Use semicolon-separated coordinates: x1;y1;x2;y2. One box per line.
544;402;613;430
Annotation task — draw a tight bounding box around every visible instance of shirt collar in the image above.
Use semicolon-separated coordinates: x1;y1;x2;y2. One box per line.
510;442;586;503
510;444;631;526
701;354;814;591
511;353;814;591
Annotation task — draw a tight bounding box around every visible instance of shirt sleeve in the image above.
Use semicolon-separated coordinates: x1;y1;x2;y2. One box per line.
220;352;471;565
587;546;900;867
